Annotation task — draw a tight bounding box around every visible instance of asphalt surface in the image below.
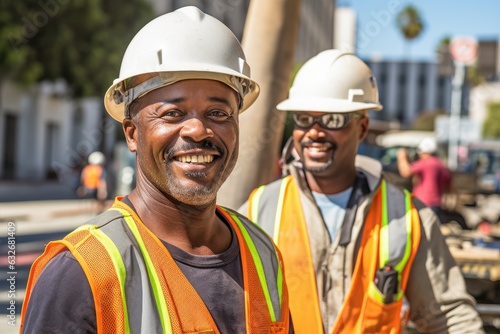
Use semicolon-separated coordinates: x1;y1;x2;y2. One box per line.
0;180;108;333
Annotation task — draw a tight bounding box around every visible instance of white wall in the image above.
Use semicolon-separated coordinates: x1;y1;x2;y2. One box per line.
469;81;500;126
0;81;110;182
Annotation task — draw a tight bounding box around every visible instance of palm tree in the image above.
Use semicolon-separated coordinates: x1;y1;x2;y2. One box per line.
396;5;424;58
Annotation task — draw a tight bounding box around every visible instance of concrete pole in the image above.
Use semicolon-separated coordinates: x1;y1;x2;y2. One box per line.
217;0;302;209
448;62;465;170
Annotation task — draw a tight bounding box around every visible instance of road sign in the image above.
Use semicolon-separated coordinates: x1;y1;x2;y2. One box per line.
450;37;478;65
435;115;481;144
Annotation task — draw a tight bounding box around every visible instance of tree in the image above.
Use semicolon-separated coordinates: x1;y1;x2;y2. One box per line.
1;0;154;98
396;5;424;57
217;0;302;208
0;2;42;86
411;109;447;131
482;102;500;139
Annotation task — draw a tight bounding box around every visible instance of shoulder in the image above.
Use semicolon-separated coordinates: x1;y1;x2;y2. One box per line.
38;251;88;285
85;208;127;229
23;251;96;332
219;206;277;249
241;177;289;211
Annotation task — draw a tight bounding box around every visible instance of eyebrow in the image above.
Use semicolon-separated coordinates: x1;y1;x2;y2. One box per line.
208;96;234;107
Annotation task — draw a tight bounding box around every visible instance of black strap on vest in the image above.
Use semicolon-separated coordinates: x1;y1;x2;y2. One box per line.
338;172;371;247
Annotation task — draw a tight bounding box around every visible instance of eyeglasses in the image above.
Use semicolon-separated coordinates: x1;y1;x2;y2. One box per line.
292;112;364;130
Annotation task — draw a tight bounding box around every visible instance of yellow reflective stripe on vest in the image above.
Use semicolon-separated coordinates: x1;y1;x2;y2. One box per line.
274;178;290;242
89;228;131;334
250;186;265;223
114;208;172;334
377;180;413;303
394;189;414;302
395;189;413;274
379;180;390;268
229;212;279;322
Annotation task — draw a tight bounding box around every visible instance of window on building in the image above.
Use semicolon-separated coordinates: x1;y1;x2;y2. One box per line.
2;114;18;179
436;76;446;108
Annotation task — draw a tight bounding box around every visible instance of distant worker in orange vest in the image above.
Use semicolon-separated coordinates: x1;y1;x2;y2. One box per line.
79;151;108;201
240;50;483;333
20;6;292;334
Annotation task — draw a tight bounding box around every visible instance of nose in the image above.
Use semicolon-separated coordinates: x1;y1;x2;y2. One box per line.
305;122;326;139
179;116;214;142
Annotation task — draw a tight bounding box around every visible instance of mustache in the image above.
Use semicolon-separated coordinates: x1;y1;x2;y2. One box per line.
166;140;224;159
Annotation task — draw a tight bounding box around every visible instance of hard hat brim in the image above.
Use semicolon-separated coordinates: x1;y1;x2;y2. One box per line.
276;96;383;113
104;71;260;123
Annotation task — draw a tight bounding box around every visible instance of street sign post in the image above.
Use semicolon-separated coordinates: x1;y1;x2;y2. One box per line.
447;37;478;170
450;37;479;65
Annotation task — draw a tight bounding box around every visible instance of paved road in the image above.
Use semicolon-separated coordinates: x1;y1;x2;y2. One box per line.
0;179;80;203
0;197;106;334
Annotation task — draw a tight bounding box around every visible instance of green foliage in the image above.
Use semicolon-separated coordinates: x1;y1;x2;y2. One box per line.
1;0;154;97
396;5;424;41
411;109;446;131
466;65;486;86
482;102;500;139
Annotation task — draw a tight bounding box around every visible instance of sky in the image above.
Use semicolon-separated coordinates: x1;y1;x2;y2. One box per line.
343;0;500;61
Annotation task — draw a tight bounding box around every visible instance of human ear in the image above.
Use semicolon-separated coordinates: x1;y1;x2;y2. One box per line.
122;118;138;152
358;116;369;141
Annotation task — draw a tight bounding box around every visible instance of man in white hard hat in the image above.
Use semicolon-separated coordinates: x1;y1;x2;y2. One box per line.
397;138;468;229
240;50;483;333
20;7;292;333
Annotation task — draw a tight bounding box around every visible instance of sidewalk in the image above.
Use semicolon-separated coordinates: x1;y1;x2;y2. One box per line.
0;180;79;203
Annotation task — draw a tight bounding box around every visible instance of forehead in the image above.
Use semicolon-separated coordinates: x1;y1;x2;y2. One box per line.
135;79;238;111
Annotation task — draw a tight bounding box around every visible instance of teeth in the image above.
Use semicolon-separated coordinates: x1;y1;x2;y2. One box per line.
309;147;328;152
177;155;214;164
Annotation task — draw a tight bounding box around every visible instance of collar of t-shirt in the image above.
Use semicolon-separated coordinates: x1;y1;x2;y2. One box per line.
312;187;353;243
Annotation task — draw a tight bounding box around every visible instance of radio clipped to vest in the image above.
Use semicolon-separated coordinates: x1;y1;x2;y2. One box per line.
374;265;398;304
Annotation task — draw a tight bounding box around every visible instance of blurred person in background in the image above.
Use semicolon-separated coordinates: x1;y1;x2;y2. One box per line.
20;7;291;333
240;49;483;333
397;138;468;229
77;150;108;212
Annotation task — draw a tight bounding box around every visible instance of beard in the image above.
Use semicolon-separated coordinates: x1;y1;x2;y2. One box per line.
303;155;334;173
299;140;336;174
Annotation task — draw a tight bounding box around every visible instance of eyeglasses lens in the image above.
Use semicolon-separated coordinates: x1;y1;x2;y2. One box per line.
293;113;359;129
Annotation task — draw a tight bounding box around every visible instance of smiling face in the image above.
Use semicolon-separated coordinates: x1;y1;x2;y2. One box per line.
123;79;240;206
292;111;369;191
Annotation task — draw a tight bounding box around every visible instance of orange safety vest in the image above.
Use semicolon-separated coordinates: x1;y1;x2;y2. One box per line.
21;198;289;334
81;164;103;189
248;175;421;334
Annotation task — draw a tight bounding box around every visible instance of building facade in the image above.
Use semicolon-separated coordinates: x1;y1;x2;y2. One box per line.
0;81;115;183
365;59;454;127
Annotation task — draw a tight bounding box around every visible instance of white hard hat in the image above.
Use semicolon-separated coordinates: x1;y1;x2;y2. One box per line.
88;151;105;165
277;49;382;113
104;6;260;122
417;138;437;154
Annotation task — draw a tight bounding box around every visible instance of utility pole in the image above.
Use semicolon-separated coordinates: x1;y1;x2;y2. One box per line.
448;62;464;170
448;37;478;170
